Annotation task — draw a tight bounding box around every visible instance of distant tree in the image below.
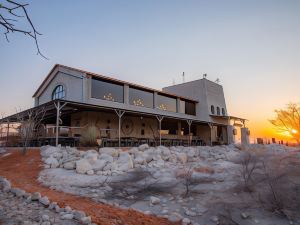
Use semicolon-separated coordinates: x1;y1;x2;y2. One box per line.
0;0;46;58
270;103;300;144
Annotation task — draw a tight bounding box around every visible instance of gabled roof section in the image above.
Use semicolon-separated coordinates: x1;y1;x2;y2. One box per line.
33;64;60;97
33;64;198;102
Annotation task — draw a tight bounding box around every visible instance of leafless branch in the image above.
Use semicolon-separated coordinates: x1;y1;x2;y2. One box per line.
0;0;47;59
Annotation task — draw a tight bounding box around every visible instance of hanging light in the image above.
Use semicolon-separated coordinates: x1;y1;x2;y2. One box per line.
103;93;115;101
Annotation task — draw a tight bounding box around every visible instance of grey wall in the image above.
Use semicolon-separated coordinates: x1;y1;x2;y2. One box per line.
163;79;210;122
36;69;86;105
163;79;228;125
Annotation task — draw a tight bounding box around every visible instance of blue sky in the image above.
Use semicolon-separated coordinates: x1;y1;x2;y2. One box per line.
0;0;300;139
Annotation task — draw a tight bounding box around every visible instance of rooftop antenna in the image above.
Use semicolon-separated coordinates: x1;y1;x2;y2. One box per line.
215;78;220;84
203;73;207;79
182;72;185;83
172;78;175;85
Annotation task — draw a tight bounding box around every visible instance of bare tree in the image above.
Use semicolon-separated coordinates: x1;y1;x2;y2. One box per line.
176;166;194;197
237;151;260;192
270;103;300;144
176;165;216;197
16;107;46;154
0;0;47;58
237;150;300;221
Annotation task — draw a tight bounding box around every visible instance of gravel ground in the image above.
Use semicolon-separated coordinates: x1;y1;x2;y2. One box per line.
0;189;79;225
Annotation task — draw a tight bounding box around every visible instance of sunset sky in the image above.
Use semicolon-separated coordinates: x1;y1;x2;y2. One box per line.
0;0;300;142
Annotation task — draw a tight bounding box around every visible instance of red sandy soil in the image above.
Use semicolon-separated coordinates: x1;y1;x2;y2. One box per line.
0;149;177;225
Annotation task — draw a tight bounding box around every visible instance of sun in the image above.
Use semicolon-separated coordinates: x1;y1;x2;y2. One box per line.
291;129;298;134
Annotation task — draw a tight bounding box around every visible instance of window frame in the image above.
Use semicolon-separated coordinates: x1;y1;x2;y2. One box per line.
217;107;220;115
129;86;154;108
211;105;215;114
157;94;177;113
91;78;124;103
52;85;66;100
222;108;226;116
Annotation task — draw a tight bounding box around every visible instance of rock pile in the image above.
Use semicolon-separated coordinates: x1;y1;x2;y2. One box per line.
0;176;94;225
40;144;241;176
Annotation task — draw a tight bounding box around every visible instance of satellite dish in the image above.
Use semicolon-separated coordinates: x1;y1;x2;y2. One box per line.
215;78;220;84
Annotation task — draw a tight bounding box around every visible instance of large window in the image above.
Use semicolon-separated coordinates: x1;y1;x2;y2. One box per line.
157;94;177;112
91;78;124;103
129;87;154;108
52;85;65;100
185;101;196;115
179;100;196;115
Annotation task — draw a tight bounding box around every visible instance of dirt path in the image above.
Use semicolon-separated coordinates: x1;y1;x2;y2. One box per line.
0;149;176;225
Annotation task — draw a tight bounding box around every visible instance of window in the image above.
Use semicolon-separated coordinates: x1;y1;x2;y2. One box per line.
52;85;65;100
217;107;220;115
185;101;196;115
179;100;196;115
222;108;226;116
157;94;177;112
91;78;124;103
129;87;154;108
211;105;215;114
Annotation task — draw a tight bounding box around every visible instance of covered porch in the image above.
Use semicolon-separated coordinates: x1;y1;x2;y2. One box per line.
0;100;224;148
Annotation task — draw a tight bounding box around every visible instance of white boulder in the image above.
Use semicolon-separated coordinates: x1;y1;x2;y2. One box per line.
149;196;160;205
76;159;93;174
41;146;60;158
138;144;149;151
134;153;146;165
176;152;188;164
39;196;50;206
168;212;183;222
143;149;155;163
99;147;119;157
63;161;76;170
116;152;133;171
159;146;171;161
83;150;99;164
45;156;59;168
92;160;107;171
86;170;94;175
98;153;113;163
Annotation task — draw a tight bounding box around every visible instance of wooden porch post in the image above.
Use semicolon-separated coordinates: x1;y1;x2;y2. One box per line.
54;101;67;147
115;110;125;148
156;115;164;146
208;123;213;146
186;120;192;146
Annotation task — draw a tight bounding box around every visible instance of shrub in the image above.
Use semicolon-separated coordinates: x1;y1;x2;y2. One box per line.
80;125;98;147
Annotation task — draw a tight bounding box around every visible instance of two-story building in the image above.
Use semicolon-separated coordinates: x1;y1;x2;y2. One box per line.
0;64;249;147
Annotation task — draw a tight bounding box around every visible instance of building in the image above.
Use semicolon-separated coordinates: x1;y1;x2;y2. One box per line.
0;64;249;147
